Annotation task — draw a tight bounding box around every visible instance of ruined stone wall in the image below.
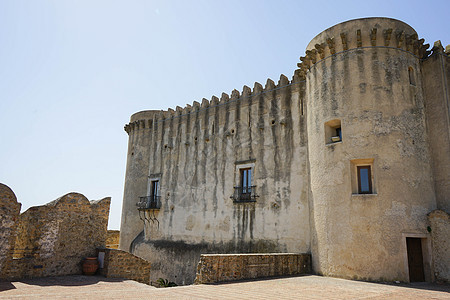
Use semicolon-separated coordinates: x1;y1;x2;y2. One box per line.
124;74;310;285
428;210;450;283
98;248;151;284
0;184;21;279
8;193;110;278
304;18;436;282
106;230;120;249
194;253;311;284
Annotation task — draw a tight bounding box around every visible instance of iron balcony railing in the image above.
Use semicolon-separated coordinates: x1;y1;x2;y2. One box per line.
137;195;161;210
231;186;258;203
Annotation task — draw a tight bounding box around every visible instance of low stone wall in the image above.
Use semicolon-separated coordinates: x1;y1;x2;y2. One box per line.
106;230;120;249
98;248;150;284
428;210;449;283
194;253;311;284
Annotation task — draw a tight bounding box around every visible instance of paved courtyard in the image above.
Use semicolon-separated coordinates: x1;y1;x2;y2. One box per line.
0;275;449;299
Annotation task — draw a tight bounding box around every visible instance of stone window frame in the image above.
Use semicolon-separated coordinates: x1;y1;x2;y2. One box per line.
147;174;162;198
232;160;257;203
350;158;377;196
325;119;342;145
401;232;433;282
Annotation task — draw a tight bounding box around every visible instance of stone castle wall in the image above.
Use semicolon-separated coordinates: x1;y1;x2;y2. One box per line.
123;75;311;285
428;210;450;283
421;42;450;213
121;17;449;284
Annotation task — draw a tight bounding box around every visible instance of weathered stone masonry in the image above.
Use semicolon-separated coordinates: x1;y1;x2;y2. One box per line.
0;183;21;279
120;17;449;285
195;253;311;284
0;185;111;279
98;248;151;284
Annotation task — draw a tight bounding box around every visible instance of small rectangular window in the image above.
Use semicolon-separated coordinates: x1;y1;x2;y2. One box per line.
357;166;372;194
232;161;257;203
351;159;375;195
325;119;342;144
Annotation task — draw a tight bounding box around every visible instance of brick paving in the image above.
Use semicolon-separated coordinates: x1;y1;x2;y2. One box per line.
0;275;449;299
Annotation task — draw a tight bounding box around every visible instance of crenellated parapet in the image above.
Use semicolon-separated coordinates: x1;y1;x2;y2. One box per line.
296;17;431;78
124;110;161;135
136;73;305;127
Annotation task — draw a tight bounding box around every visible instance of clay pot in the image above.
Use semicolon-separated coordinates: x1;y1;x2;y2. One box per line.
82;257;99;275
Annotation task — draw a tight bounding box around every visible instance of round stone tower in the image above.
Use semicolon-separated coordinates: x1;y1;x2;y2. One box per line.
119;110;160;252
301;18;437;282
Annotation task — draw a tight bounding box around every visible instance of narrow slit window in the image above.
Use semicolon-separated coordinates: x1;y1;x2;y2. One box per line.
408;67;416;86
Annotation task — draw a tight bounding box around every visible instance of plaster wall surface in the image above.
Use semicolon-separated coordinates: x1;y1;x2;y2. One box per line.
126;80;311;285
422;48;450;212
144;82;309;248
119;110;159;251
428;210;450;283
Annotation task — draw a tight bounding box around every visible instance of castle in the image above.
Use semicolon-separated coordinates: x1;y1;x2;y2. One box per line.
119;17;449;285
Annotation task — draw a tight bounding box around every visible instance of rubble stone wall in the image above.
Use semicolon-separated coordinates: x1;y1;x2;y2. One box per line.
98;248;150;284
0;184;21;279
5;191;110;279
194;253;311;284
106;230;120;249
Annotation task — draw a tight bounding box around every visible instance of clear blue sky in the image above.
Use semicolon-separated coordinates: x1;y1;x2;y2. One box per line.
0;0;448;229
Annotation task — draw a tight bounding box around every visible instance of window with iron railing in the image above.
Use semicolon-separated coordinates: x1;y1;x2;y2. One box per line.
230;167;258;202
137;179;161;210
231;185;258;202
137;195;161;210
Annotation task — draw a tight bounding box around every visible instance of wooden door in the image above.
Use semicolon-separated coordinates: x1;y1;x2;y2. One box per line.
406;237;425;282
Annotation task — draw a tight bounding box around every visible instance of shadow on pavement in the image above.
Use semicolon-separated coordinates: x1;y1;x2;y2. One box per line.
391;281;450;293
202;274;450;294
0;280;16;292
6;275;128;288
